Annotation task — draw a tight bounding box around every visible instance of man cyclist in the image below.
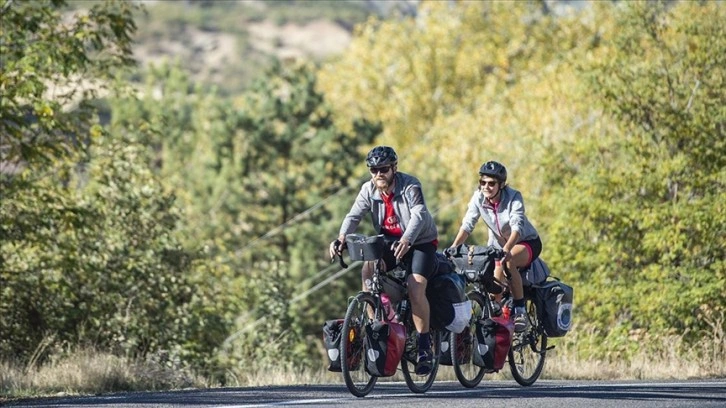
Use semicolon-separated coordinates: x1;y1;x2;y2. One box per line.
448;160;542;332
329;146;439;375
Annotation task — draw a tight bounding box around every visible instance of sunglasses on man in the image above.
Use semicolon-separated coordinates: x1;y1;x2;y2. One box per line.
370;166;392;175
479;180;499;187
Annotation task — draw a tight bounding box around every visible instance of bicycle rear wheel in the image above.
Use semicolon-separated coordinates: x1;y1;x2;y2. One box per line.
340;292;377;397
508;295;547;386
452;290;491;388
400;329;441;393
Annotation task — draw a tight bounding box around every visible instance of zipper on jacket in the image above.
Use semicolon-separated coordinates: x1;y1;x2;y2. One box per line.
493;201;503;236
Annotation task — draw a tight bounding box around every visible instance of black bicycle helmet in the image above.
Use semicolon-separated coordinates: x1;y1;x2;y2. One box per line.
479;161;507;183
366;146;398;167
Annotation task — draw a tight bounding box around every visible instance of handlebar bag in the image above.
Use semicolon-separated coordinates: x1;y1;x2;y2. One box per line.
364;320;406;377
447;244;500;284
345;234;385;261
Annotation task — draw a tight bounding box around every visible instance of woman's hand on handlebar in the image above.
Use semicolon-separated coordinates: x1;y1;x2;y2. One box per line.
443;245;456;258
501;248;512;263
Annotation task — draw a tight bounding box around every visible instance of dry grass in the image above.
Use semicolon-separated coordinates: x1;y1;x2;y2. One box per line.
3;324;724;402
545;324;726;380
0;349;209;402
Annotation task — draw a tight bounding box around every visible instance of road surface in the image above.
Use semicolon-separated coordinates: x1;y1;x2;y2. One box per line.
5;379;725;408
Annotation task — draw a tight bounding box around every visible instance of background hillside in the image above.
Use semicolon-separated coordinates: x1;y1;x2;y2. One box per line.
1;0;724;397
130;0;419;94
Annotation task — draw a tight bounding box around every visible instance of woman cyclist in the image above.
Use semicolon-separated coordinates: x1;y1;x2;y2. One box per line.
448;161;542;332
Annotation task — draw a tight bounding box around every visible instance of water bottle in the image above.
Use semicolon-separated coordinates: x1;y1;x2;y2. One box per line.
501;298;512;320
381;293;396;322
502;304;511;320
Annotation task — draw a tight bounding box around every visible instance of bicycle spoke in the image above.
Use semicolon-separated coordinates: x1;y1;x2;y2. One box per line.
508;297;546;386
341;293;377;397
401;330;441;393
452;291;488;388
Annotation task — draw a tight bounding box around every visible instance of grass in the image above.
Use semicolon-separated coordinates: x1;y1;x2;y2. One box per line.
3;324;725;403
0;349;210;402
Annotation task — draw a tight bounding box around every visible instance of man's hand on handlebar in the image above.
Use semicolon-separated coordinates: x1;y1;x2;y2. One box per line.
392;238;411;260
329;237;345;260
329;236;349;269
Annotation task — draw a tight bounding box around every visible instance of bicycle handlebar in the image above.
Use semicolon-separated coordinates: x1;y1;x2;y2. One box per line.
443;245;512;280
331;239;349;269
330;237;407;271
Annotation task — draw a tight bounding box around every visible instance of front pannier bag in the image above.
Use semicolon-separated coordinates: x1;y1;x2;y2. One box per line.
323;319;362;372
536;279;574;337
440;326;473;366
364;320;406;377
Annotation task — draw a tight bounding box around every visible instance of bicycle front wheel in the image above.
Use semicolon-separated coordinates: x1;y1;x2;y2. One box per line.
452;290;491;388
508;295;547;386
401;329;441;393
340;292;377;397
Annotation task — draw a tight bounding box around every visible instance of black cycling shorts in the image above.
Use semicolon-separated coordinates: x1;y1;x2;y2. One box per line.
520;236;542;266
381;240;438;281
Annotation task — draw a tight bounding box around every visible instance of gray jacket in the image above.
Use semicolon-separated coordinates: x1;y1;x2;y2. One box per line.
459;186;538;248
339;172;438;245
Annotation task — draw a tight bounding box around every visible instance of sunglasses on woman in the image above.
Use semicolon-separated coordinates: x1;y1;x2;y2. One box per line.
479;180;498;187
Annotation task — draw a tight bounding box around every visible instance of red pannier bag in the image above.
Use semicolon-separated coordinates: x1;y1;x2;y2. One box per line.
473;316;514;372
364;320;406;377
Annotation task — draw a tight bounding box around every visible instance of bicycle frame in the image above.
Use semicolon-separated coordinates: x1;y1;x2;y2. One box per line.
335;234;441;397
447;245;548;387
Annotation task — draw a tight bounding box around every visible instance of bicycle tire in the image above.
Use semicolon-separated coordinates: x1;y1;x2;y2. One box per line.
508;295;547;386
400;329;441;393
340;292;378;397
452;290;491;388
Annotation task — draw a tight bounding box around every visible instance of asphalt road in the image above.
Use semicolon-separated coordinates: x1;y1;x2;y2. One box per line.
5;379;725;408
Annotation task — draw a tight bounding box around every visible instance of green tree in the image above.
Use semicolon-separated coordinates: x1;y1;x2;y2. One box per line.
1;138;206;362
318;0;725;364
107;59;382;368
1;0;139;360
224;60;381;366
317;0;603;239
540;1;725;357
1;0;232;370
0;0;137;168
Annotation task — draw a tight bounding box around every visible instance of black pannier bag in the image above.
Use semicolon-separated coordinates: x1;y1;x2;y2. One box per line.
446;244;499;281
323;319;361;372
440;325;473;366
535;278;573;337
440;330;453;366
427;255;471;334
364;320;406;377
